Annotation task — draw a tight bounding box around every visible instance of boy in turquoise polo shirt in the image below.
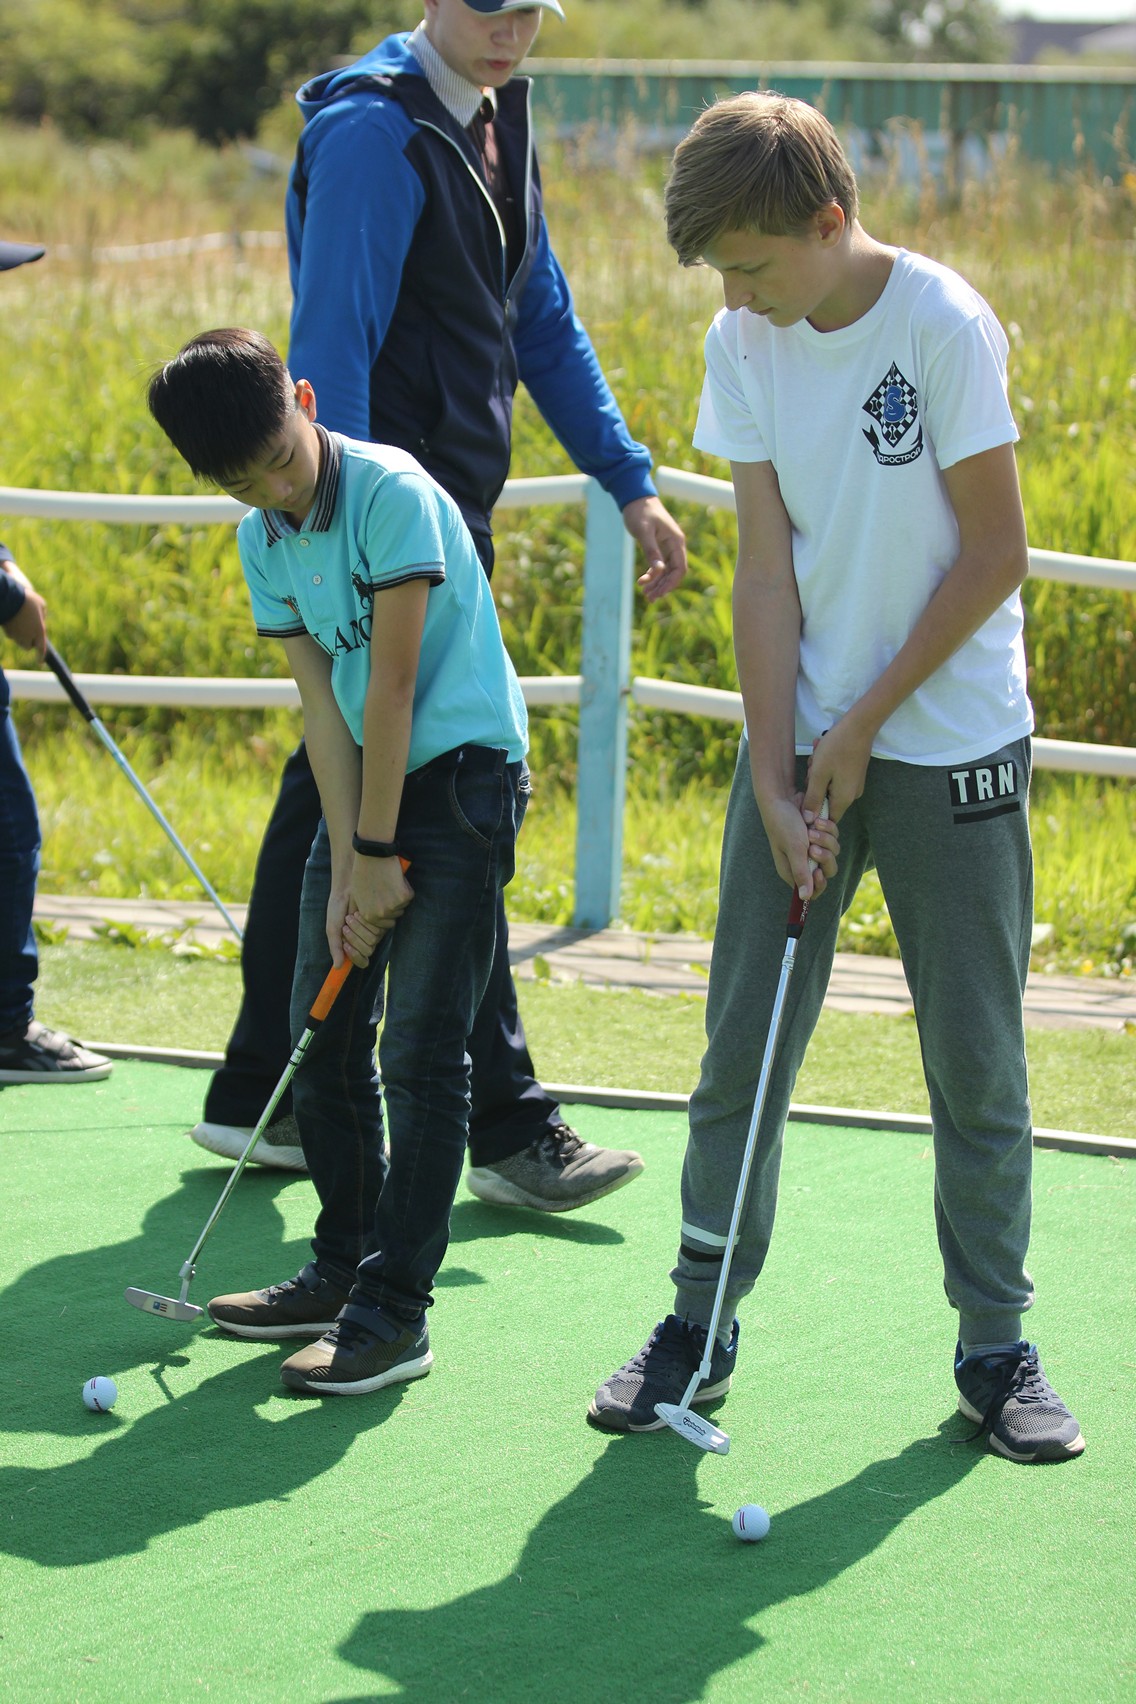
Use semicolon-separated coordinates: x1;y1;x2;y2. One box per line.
149;326;529;1397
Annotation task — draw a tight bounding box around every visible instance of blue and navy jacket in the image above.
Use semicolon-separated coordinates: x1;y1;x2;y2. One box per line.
286;33;656;537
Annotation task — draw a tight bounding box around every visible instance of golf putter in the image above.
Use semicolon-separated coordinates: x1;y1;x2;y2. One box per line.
126;956;356;1323
656;807;829;1454
45;642;244;944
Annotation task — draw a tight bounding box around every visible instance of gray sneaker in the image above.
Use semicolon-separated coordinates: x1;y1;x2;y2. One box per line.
189;1111;306;1171
955;1340;1085;1462
465;1126;644;1213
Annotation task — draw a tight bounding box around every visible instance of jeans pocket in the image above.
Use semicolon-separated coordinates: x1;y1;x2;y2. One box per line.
446;756;505;848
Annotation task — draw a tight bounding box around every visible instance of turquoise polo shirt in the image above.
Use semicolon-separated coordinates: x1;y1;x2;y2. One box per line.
238;427;528;771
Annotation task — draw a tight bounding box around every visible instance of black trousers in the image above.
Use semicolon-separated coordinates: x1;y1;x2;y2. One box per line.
202;740;562;1163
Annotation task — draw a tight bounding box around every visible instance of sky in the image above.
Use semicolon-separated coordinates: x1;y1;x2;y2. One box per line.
993;0;1135;19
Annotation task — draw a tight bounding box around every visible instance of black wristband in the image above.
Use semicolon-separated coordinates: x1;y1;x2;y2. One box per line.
352;832;401;859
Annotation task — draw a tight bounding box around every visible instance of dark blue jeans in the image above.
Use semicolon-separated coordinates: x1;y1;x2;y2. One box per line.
290;746;529;1323
0;682;40;1037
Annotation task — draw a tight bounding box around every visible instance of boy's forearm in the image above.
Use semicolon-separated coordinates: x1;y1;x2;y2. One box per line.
302;700;363;877
729;459;802;803
734;562;802;801
357;671;415;846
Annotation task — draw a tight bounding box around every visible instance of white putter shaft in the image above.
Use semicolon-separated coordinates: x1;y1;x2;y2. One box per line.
656;809;828;1453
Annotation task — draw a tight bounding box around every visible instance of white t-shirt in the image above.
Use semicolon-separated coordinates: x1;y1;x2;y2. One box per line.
694;248;1034;765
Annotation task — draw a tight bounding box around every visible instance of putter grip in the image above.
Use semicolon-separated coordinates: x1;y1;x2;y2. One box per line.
45;644;97;722
787;799;830;937
308;857;411;1021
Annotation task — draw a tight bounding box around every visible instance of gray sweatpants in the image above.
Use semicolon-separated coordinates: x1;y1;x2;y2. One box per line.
673;735;1035;1349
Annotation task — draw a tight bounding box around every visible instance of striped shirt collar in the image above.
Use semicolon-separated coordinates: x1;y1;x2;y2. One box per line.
407;23;497;128
260;423;341;547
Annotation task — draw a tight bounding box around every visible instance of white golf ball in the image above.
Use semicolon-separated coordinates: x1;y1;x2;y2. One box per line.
82;1376;118;1413
732;1503;770;1542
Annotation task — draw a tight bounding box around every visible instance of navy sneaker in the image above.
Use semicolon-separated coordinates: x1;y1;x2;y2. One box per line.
588;1314;738;1434
280;1308;433;1396
955;1340;1085;1462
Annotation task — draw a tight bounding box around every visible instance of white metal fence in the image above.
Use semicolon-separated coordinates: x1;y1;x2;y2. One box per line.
4;469;1134;926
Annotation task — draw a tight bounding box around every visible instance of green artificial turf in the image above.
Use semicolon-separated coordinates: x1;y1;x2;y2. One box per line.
0;1063;1133;1702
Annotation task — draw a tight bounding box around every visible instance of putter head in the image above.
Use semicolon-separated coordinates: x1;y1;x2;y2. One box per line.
125;1286;203;1324
654;1401;731;1455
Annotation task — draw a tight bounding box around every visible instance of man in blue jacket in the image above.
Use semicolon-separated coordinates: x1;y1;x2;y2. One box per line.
189;0;688;1213
0;240;113;1086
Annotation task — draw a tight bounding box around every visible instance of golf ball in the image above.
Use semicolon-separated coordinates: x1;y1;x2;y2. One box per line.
82;1376;118;1413
732;1504;770;1542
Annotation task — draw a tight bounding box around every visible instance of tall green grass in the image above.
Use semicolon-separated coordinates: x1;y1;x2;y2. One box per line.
2;121;1134;971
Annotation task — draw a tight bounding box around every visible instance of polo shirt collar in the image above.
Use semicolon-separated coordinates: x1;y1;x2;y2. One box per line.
407;23;496;127
260;423;341;546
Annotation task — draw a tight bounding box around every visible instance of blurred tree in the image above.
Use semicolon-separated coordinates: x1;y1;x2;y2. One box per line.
869;0;1010;62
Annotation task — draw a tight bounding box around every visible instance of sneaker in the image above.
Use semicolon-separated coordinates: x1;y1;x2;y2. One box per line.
280;1309;433;1396
466;1126;644;1213
0;1021;112;1085
207;1263;351;1339
189;1111;306;1172
954;1340;1086;1463
588;1314;738;1434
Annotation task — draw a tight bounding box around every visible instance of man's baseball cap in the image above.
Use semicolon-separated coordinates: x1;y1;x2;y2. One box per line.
465;0;565;17
0;240;45;271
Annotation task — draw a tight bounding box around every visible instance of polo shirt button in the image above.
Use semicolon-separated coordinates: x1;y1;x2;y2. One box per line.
313;575;322;585
299;538;309;547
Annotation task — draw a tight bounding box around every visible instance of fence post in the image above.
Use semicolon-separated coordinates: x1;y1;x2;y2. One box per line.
574;480;633;928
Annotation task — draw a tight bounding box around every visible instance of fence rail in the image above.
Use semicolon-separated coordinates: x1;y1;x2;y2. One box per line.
5;470;1134;925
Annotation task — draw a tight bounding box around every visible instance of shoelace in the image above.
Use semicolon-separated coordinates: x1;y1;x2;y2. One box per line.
540;1127;584;1166
973;1344;1046;1438
628;1319;705;1376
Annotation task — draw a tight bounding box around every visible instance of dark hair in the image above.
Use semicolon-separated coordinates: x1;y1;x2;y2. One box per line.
147;327;295;484
665;91;859;265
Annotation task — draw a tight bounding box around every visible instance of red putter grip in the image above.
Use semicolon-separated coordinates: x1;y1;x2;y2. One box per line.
308;857;411;1022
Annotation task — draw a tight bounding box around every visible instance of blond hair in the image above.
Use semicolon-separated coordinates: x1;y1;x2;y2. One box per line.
665;91;860;265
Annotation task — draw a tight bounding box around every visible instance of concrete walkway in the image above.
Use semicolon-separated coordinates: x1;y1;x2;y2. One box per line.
33;893;1136;1033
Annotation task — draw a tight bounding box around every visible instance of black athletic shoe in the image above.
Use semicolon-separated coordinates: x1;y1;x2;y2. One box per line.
588;1314;738;1434
955;1340;1085;1462
207;1263;351;1339
280;1310;433;1396
0;1021;112;1085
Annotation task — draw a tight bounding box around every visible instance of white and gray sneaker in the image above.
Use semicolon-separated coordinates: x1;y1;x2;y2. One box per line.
466;1126;643;1213
189;1112;306;1172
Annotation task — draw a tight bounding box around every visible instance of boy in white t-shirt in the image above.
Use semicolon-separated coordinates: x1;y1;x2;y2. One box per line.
149;328;529;1399
589;93;1084;1463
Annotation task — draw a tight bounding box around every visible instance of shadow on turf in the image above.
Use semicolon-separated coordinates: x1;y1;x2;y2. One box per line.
1;1154;611;1445
333;1424;983;1704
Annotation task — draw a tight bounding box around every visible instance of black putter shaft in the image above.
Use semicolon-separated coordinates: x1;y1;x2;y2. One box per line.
45;643;243;943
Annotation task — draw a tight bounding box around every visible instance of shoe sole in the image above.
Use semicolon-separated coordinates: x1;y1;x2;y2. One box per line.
190;1125;307;1173
956;1393;1086;1462
587;1374;733;1433
465;1155;644;1213
280;1349;435;1396
0;1064;113;1084
208;1314;341;1340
